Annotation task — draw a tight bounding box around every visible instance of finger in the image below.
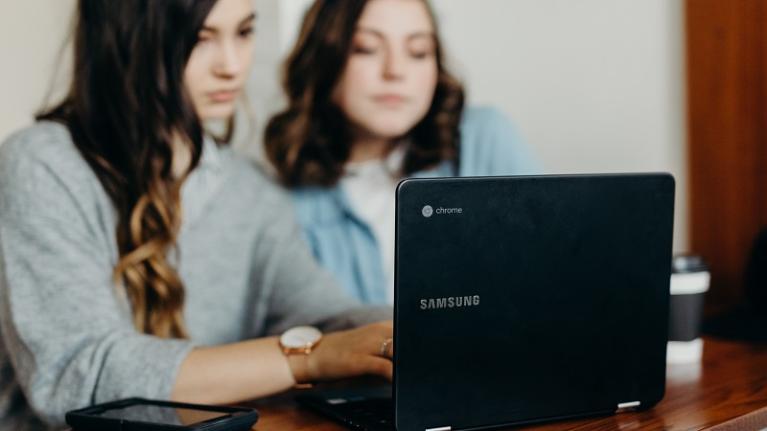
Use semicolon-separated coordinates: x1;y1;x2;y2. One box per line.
364;321;392;335
383;338;394;359
368;335;394;359
373;321;393;338
361;356;393;381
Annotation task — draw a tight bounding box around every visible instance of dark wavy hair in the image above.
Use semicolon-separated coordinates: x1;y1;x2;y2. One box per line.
37;0;220;338
264;0;465;187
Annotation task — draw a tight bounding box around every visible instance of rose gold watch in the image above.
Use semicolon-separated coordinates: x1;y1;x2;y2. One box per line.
279;326;323;354
279;326;323;387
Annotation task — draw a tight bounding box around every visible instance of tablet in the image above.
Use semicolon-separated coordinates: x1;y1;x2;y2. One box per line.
65;397;258;431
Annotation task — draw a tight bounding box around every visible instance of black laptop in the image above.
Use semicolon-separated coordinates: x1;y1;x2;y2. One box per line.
299;174;675;431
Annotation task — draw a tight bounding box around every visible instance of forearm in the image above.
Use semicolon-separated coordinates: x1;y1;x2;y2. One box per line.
171;336;295;405
315;305;393;333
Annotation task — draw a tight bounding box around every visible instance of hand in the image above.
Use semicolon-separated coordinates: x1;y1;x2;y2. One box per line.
288;321;393;384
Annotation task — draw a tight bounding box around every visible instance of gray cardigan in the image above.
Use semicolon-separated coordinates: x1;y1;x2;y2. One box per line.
0;122;390;430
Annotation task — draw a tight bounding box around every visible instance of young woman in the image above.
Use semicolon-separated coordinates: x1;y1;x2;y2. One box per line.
265;0;540;305
0;1;393;429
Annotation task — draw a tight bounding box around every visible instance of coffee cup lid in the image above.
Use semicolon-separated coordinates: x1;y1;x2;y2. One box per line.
672;255;708;273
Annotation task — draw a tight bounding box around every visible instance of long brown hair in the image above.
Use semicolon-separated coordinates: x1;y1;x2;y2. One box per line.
37;0;220;338
264;0;465;188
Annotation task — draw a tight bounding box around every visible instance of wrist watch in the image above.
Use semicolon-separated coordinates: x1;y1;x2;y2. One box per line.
279;326;323;387
279;326;323;355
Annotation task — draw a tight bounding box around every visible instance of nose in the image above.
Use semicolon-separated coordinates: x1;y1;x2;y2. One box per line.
213;40;241;78
382;48;405;81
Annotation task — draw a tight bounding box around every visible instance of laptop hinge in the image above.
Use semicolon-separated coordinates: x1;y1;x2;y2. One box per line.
425;427;451;431
616;401;641;412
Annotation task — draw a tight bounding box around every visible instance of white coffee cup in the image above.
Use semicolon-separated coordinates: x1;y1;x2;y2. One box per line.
667;255;710;364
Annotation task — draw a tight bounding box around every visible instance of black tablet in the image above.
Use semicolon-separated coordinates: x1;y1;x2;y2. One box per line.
65;398;258;431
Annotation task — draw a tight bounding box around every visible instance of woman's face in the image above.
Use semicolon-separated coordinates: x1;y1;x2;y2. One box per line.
333;0;439;142
184;0;256;121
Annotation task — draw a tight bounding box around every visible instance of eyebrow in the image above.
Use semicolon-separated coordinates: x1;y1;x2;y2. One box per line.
200;12;257;33
356;27;434;41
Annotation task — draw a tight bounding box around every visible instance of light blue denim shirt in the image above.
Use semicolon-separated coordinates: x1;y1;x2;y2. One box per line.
291;106;541;304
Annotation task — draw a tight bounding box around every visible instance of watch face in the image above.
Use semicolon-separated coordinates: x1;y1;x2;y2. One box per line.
280;326;322;349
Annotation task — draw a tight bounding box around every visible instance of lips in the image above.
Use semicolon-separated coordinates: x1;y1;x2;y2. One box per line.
207;89;239;103
373;94;408;107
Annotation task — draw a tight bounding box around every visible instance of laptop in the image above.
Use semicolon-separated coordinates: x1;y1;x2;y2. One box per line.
298;173;675;431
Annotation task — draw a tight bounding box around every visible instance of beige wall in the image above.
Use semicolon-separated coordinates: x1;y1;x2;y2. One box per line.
0;0;75;141
433;0;689;252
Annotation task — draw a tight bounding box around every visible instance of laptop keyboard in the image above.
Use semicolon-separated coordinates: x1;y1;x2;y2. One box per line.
321;398;394;431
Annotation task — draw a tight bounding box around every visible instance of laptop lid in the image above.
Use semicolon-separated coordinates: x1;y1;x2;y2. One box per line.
394;173;674;431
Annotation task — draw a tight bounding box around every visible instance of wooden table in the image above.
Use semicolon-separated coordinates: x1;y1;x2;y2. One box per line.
248;337;767;430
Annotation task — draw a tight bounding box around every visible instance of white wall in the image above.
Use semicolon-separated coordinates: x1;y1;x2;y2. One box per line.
0;0;75;141
0;0;688;252
236;0;313;158
434;1;686;171
432;0;689;252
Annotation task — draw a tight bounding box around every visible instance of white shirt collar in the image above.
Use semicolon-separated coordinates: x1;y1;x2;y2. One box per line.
344;143;406;178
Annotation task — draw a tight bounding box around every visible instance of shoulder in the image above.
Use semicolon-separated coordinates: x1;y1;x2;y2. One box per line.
0;121;96;184
1;121;83;169
289;183;346;228
459;105;522;144
244;159;345;227
224;153;299;215
0;121;106;220
221;154;334;248
457;106;541;176
460;105;511;130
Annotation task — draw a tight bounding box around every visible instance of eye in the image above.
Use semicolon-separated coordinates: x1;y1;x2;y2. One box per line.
196;31;214;45
238;26;255;38
408;38;436;60
352;45;377;55
351;33;381;55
